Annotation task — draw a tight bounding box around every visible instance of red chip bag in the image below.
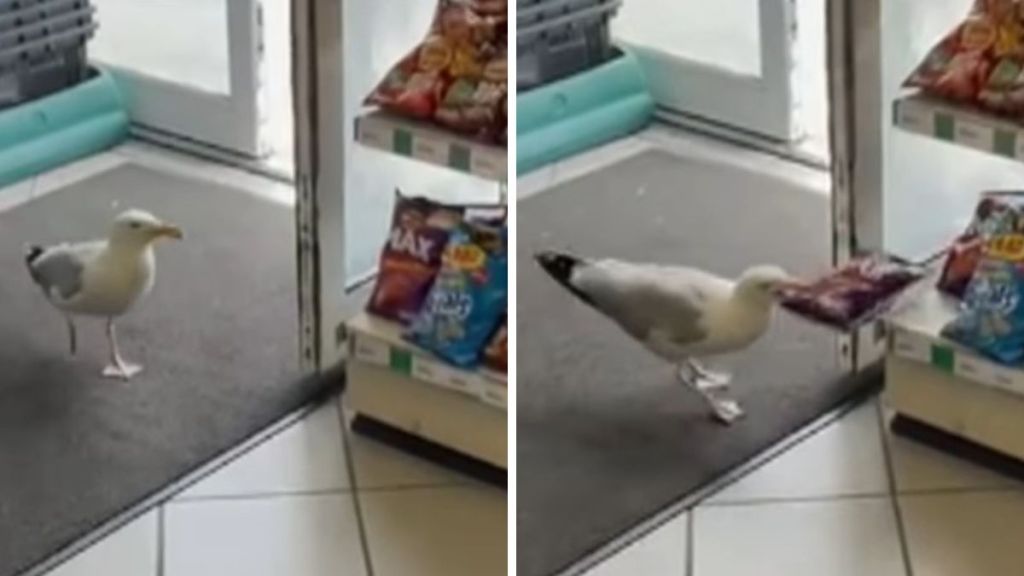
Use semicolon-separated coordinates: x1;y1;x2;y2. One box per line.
367;193;464;324
366;0;507;143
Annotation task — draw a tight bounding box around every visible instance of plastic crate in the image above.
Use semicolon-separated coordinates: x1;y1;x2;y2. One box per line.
0;0;94;110
517;0;621;90
0;6;95;53
0;0;90;31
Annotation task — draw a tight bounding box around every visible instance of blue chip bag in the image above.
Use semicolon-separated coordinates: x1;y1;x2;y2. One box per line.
406;222;507;368
942;233;1024;365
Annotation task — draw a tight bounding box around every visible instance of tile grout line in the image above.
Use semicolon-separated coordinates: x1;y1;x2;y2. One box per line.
156;506;166;576
336;399;377;576
701;491;894;509
685;512;695;576
874;398;915;576
171;480;475;506
697;483;1024;510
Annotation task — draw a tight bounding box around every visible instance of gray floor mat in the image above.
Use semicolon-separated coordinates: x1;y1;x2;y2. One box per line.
517;150;878;576
0;165;331;576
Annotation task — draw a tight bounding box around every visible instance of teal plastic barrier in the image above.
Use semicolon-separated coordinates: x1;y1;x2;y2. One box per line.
517;50;655;175
0;69;129;189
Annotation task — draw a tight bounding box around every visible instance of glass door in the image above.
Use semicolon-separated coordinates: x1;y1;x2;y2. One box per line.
614;0;801;142
89;0;266;157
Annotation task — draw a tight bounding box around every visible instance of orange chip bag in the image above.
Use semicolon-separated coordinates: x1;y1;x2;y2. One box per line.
366;0;507;143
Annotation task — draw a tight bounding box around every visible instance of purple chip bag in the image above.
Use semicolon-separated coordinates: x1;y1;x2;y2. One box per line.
779;255;925;330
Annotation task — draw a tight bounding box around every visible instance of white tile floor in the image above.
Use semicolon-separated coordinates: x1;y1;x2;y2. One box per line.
43;397;507;576
582;396;1024;576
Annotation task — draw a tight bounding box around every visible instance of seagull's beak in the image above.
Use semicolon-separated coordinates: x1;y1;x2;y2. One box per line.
773;278;805;296
155;224;184;240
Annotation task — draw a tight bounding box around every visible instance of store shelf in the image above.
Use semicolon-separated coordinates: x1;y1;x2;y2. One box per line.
345;358;507;469
887;287;1024;398
355;110;507;183
346;311;508;411
893;93;1024;161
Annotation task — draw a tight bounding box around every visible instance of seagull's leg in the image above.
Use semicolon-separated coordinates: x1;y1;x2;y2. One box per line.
102;318;142;380
65;316;77;356
687;360;732;388
677;361;744;425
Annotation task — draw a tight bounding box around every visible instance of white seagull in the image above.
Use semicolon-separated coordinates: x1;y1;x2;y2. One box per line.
536;251;800;424
25;209;183;380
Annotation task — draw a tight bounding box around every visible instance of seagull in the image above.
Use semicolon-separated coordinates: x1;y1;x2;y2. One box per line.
24;209;183;380
535;251;800;424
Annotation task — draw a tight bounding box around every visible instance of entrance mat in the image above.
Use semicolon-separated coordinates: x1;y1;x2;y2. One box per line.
0;164;335;576
517;149;882;576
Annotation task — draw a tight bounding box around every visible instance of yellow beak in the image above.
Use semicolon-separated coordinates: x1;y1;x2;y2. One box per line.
155;224;184;240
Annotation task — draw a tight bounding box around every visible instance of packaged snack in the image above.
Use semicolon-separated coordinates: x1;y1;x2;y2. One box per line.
779;255;925;330
366;0;508;143
483;319;507;372
938;191;1024;297
407;223;508;367
367;193;464;324
939;235;986;298
905;0;1024;115
943;233;1024;364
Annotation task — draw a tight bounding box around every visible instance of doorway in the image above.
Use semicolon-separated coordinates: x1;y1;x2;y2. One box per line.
90;0;294;176
613;0;829;162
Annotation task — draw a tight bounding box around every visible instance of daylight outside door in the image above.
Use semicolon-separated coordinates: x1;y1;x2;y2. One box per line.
614;0;801;142
89;0;266;157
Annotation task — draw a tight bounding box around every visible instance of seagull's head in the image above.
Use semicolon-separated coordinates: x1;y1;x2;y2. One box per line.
735;265;802;305
109;209;184;247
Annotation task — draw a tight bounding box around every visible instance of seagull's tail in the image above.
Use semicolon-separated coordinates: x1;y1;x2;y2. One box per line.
24;244;45;268
535;250;595;305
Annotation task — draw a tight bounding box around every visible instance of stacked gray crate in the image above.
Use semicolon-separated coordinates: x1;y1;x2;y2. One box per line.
517;0;621;90
0;0;97;109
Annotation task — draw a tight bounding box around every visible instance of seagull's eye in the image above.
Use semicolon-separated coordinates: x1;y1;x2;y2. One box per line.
129;222;142;230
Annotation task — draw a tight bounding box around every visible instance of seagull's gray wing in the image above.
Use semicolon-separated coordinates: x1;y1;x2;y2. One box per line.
573;260;714;346
27;244;90;301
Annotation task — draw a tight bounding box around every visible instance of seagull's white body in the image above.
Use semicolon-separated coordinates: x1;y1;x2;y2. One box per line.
26;210;182;379
573;260;775;362
536;251;797;424
40;241;156;317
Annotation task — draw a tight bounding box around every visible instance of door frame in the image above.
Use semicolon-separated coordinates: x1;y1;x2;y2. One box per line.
292;0;347;372
96;0;268;158
828;0;886;372
619;0;801;141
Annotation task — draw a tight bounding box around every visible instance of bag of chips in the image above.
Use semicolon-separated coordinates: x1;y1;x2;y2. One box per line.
366;0;507;143
367;193;464;324
905;0;1024;116
779;255;925;330
407;222;508;367
483;319;507;372
943;232;1024;364
938;191;1024;298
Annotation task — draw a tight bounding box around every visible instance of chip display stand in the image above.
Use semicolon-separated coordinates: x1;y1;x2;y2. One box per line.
342;125;508;478
877;117;1024;474
292;0;508;484
832;0;1024;478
